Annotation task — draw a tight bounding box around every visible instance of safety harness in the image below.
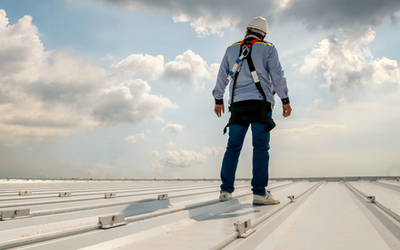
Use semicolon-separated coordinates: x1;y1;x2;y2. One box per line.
223;37;276;135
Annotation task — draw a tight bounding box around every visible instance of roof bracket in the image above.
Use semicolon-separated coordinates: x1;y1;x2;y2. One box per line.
234;219;255;238
99;213;126;229
19;191;32;196
367;196;376;203
1;209;30;221
59;192;71;197
105;192;117;198
158;194;169;200
287;195;297;203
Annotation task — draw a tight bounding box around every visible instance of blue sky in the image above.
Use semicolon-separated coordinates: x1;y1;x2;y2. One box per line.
0;0;400;179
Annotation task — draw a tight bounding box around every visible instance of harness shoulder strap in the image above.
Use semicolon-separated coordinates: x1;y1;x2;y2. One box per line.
229;38;260;104
230;38;268;106
246;52;267;102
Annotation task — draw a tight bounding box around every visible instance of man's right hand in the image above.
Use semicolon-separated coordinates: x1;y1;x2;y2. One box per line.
215;104;225;117
283;104;292;117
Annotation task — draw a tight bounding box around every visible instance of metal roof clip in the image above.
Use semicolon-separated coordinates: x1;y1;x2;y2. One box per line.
0;209;30;221
367;196;375;203
234;219;255;238
105;192;117;198
59;192;72;197
99;213;126;229
287;195;297;203
158;194;169;200
19;191;32;196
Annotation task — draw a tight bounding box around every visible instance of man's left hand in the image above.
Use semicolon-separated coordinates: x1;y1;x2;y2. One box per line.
283;104;292;117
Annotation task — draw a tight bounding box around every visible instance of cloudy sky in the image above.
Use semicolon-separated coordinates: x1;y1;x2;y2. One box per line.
1;0;400;179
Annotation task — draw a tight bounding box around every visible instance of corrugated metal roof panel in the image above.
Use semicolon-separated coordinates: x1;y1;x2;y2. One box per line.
0;178;399;249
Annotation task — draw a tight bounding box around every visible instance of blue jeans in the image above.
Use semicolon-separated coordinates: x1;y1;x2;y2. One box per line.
220;112;272;196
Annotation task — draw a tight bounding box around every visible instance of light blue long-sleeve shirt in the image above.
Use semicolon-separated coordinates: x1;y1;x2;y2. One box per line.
212;37;289;107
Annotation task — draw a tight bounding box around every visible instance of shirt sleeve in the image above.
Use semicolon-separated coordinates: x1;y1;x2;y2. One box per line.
212;50;230;105
267;45;290;104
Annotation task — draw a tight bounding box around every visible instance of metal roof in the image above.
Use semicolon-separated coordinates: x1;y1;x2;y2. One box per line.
1;177;399;249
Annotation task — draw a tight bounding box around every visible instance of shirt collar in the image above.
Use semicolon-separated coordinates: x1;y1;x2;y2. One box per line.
244;34;260;40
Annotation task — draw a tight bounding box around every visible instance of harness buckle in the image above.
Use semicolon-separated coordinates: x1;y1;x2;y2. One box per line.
241;45;251;58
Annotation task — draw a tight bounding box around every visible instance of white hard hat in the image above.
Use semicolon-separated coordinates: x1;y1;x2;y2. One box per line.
246;16;268;36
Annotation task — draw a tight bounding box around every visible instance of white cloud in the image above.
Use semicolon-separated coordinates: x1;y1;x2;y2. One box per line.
0;12;46;82
208;63;220;78
300;27;400;94
125;132;145;143
173;13;236;37
0;10;177;144
162;123;184;134
150;149;207;169
372;57;400;85
0;10;104;144
202;146;225;159
163;50;213;89
92;79;177;124
111;50;215;90
113;54;164;80
172;13;190;23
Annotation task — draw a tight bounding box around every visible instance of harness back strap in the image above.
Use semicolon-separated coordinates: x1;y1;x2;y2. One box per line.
246;52;268;102
229;38;260;106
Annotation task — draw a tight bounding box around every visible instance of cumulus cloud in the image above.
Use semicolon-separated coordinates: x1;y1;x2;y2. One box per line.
208;63;221;78
162;123;184;134
202;146;225;159
173;13;237;37
92;79;176;124
0;10;104;144
110;50;216;90
150;149;207;169
0;12;47;81
125;131;146;143
113;54;164;80
0;10;177;144
300;28;400;94
162;50;214;89
30;52;103;106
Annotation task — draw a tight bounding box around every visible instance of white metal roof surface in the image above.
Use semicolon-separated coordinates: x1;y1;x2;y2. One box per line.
0;177;399;250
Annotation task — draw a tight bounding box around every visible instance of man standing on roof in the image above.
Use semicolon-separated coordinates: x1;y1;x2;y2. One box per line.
212;16;291;205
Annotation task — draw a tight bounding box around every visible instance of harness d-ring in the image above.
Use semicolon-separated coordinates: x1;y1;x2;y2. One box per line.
241;45;251;58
